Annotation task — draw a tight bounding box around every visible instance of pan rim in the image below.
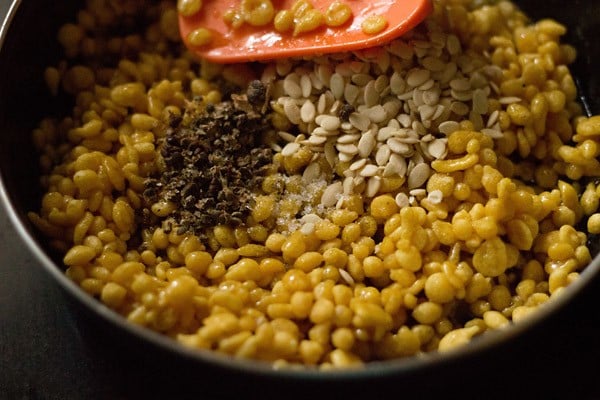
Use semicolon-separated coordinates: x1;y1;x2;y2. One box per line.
1;0;599;380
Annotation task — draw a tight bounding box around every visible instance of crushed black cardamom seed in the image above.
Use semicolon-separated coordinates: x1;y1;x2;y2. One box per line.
143;95;273;238
246;79;271;114
246;80;266;107
339;104;355;122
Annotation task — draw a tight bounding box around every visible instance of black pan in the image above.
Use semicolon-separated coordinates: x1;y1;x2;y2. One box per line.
1;0;599;398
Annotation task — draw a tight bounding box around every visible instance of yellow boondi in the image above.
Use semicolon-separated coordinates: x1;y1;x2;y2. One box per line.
27;0;600;369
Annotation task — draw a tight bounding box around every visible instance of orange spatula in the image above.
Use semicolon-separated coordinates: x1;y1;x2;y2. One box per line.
178;0;432;63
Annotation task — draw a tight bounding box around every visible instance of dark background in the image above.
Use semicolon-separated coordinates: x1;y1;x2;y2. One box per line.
2;1;600;399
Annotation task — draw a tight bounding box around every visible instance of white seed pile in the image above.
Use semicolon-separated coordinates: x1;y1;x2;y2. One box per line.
264;19;505;210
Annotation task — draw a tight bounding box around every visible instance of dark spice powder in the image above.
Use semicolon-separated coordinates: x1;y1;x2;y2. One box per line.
143;87;273;237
